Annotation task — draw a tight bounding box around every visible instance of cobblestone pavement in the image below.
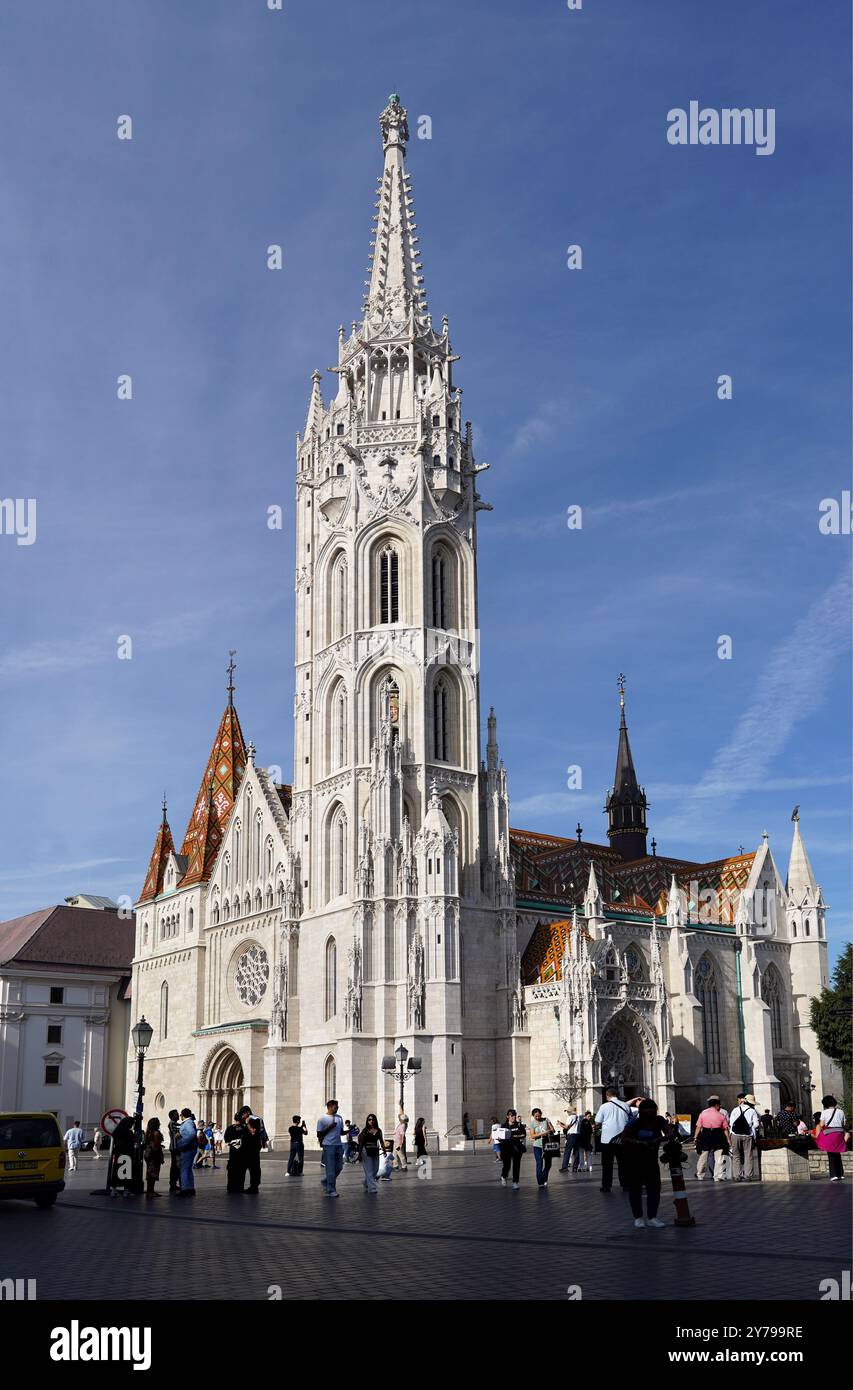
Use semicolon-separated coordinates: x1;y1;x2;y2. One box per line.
1;1152;849;1301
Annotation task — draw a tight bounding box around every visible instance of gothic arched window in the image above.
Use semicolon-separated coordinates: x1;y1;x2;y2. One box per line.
380;546;399;624
433;680;448;761
330;553;347;643
160;981;169;1041
331;683;347;771
325;939;337;1020
324;1053;337;1102
762;963;786;1049
432;549;448;629
695;953;722;1073
325;805;348;901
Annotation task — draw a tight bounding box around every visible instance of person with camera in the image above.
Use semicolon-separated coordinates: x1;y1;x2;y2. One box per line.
224;1111;247;1194
287;1115;308;1176
238;1105;264;1194
497;1108;527;1189
619;1098;672;1228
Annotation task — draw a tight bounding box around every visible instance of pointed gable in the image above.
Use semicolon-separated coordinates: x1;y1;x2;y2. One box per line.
179;704;248;887
139;813;176;903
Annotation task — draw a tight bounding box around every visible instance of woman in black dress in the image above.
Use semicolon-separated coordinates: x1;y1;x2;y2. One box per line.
498;1109;527;1189
414;1117;428;1159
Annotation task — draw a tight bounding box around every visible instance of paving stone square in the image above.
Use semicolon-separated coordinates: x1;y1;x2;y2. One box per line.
1;1151;849;1302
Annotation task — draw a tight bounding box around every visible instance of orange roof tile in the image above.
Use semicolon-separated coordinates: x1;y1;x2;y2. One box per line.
139;814;176;904
179;704;248;887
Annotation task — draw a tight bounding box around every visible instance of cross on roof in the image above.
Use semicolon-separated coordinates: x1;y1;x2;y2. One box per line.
226;650;237;706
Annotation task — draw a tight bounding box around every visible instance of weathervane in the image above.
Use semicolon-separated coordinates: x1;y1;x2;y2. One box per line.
226;650;237;707
617;672;626;709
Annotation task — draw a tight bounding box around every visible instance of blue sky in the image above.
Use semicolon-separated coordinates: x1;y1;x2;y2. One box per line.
0;1;850;965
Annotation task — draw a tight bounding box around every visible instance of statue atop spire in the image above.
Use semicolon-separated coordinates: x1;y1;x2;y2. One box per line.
379;92;409;150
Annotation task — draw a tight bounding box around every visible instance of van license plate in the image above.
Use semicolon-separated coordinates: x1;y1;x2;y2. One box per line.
4;1161;37;1170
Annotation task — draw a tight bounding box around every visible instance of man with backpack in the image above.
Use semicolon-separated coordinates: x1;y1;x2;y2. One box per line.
595;1088;632;1193
729;1093;761;1181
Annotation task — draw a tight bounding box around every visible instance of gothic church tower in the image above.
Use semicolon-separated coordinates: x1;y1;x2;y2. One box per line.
280;95;515;1137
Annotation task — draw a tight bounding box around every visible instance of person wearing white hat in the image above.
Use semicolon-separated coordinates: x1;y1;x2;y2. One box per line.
729;1092;761;1181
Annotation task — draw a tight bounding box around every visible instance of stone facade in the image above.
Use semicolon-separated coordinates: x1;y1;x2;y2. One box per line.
127;96;840;1141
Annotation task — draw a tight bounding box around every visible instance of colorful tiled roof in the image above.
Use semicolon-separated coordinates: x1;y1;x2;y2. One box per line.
139;813;176;904
521;918;592;985
179;704;248;887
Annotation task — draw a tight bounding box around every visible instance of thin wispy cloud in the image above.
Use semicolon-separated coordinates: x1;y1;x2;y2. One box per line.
670;567;852;833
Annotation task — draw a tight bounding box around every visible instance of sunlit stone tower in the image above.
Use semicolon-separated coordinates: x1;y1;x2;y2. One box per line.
283;93;515;1137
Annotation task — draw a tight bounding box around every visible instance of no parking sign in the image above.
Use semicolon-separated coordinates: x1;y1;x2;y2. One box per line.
100;1107;128;1136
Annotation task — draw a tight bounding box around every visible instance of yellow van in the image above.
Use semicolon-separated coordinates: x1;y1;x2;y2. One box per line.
0;1112;66;1207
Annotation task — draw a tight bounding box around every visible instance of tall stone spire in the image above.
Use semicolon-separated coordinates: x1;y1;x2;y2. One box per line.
363;93;428;327
786;809;819;898
605;674;649;861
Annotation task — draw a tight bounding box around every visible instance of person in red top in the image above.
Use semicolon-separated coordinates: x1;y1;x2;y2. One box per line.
694;1096;730;1181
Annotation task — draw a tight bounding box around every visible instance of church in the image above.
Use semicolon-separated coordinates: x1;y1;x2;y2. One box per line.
128;96;838;1142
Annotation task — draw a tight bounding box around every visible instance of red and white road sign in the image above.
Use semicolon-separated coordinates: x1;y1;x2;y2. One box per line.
100;1107;129;1136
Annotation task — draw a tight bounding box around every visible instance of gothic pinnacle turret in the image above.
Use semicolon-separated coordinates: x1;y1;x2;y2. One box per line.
605;674;649;861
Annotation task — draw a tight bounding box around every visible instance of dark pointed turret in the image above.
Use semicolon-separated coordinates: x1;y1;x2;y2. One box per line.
605;675;649;861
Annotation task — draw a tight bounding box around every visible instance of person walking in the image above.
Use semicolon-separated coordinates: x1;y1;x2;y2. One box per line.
414;1117;428;1160
224;1111;247;1194
498;1109;527;1190
595;1089;632;1193
529;1108;556;1188
490;1116;502;1162
576;1112;595;1172
143;1117;164;1198
287;1116;308;1176
176;1108;198;1197
92;1127;103;1160
357;1113;387;1194
729;1093;761;1181
239;1106;263;1193
166;1109;182;1193
393;1108;409;1171
345;1119;361;1164
317;1099;345;1197
204;1120;218;1169
559;1108;581;1174
620;1099;671;1228
694;1097;730;1182
63;1120;83;1173
816;1095;849;1181
759;1109;774;1139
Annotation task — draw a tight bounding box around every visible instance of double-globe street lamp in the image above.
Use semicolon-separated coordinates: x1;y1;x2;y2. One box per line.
130;1015;154;1193
381;1043;422;1112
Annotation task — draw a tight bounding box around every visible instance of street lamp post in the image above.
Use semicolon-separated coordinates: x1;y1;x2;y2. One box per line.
381;1043;422;1113
130;1015;154;1194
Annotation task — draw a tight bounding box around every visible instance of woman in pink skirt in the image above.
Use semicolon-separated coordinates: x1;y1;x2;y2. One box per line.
815;1094;849;1181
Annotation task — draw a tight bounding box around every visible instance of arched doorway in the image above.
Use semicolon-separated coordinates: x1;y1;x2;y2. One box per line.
598;1015;649;1100
201;1047;244;1129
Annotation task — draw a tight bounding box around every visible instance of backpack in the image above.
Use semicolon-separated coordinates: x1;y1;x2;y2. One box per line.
732;1107;752;1136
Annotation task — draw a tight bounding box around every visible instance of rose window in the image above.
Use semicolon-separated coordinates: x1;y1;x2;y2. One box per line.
235;945;269;1007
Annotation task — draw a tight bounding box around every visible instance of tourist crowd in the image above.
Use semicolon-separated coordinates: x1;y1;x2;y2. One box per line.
68;1089;849;1222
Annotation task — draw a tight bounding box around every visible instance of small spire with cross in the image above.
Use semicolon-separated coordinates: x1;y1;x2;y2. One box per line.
162;792;168;826
575;823;583;844
617;672;626;710
226;650;237;707
651;837;657;857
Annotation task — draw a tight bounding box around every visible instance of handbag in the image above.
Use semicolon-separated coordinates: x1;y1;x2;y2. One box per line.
496;1126;512;1142
543;1132;560;1156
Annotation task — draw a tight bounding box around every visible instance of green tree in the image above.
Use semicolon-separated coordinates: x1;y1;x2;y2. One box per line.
809;943;852;1113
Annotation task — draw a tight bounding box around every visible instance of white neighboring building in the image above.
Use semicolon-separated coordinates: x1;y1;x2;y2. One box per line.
0;904;134;1134
128;94;840;1140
